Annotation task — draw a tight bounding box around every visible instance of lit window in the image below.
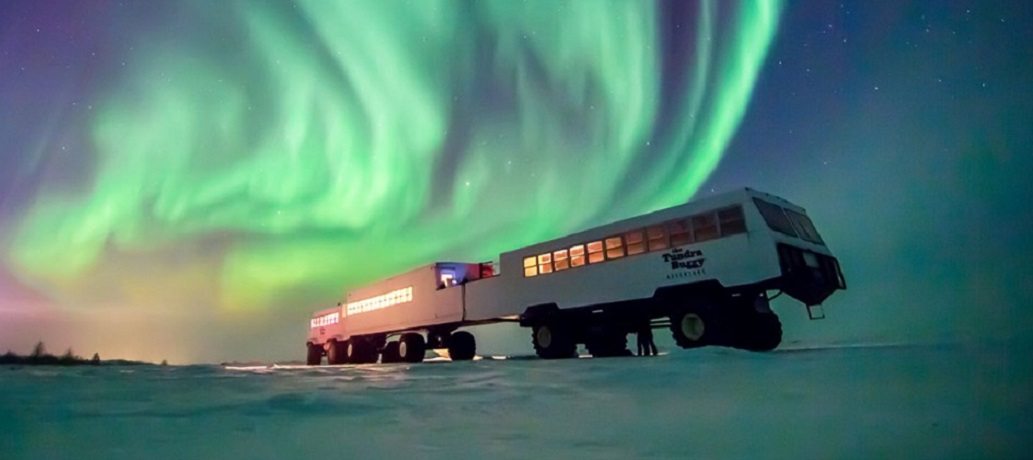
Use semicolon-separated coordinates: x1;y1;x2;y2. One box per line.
605;236;624;259
587;241;604;264
553;249;570;271
570;244;586;267
625;230;645;255
346;287;413;316
538;253;553;274
718;206;747;236
692;213;719;242
440;272;455;287
647;225;668;251
669;219;693;247
524;256;538;277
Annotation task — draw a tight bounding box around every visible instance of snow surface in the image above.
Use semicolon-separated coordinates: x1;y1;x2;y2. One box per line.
1;341;1030;459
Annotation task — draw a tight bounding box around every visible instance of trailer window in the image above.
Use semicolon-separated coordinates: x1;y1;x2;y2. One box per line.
605;236;625;259
587;241;604;264
718;206;746;236
647;225;668;251
553;249;570;271
538;253;553;274
753;198;798;237
692;213;719;242
668;219;693;247
625;230;645;255
523;256;538;277
570;244;586;267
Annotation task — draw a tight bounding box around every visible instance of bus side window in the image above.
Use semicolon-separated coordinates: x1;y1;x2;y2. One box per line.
524;256;538;277
605;236;625;259
718;206;747;236
669;219;693;247
692;213;719;242
570;244;586;267
538;253;553;274
553;249;570;271
587;241;604;264
647;225;668;251
625;230;645;255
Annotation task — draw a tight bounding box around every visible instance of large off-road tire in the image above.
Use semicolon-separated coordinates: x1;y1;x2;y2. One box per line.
532;323;577;359
327;340;347;365
448;331;476;361
347;339;377;364
735;312;783;351
381;341;401;363
306;343;323;366
399;333;426;363
670;310;711;349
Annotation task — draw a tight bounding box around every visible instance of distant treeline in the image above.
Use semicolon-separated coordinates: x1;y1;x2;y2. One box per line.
0;341;150;366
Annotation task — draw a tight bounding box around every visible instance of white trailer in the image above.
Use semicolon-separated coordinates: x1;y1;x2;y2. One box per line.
306;187;846;364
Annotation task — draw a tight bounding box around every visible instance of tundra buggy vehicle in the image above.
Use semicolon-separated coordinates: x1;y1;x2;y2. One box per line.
306;187;845;364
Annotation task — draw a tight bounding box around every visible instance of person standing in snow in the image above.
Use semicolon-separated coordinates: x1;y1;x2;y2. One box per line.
637;320;658;356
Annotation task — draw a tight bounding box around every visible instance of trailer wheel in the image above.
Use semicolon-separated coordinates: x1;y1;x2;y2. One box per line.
448;331;476;361
346;339;376;364
399;333;426;363
670;311;709;349
306;343;323;365
327;339;347;365
532;323;576;359
381;341;401;363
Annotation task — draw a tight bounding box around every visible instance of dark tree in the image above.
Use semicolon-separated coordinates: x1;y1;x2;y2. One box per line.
91;353;101;365
31;341;46;358
59;348;77;364
1;350;18;365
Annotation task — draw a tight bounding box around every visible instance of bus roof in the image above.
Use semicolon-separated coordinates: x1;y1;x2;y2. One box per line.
501;187;805;259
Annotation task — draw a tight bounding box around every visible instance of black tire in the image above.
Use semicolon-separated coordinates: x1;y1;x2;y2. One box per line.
381;341;401;363
532;323;577;359
670;309;711;349
399;333;426;363
306;343;323;365
736;313;783;351
347;339;376;364
327;340;347;365
448;331;476;361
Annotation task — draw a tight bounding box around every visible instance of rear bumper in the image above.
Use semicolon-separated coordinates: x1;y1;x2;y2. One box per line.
776;243;846;305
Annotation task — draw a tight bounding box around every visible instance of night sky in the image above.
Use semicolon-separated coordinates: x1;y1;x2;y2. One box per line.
1;1;1030;363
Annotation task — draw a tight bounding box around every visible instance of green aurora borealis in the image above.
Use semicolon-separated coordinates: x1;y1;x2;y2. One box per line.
8;1;781;310
4;1;1033;363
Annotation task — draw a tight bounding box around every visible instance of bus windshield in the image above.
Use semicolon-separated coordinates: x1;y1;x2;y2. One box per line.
753;198;825;245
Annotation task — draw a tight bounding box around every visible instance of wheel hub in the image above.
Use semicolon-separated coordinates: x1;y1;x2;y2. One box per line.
681;313;705;341
536;326;553;349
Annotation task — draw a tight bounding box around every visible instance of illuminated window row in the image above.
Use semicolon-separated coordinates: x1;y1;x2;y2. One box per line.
310;312;341;329
345;286;413;316
524;206;747;277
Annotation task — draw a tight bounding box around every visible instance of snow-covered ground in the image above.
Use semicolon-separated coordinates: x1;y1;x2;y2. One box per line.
2;340;1030;459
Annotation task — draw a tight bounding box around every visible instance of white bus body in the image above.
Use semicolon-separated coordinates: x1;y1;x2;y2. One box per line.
306;188;845;364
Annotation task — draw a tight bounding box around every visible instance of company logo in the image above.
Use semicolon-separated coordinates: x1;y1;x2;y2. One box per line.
662;247;705;269
662;248;706;279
